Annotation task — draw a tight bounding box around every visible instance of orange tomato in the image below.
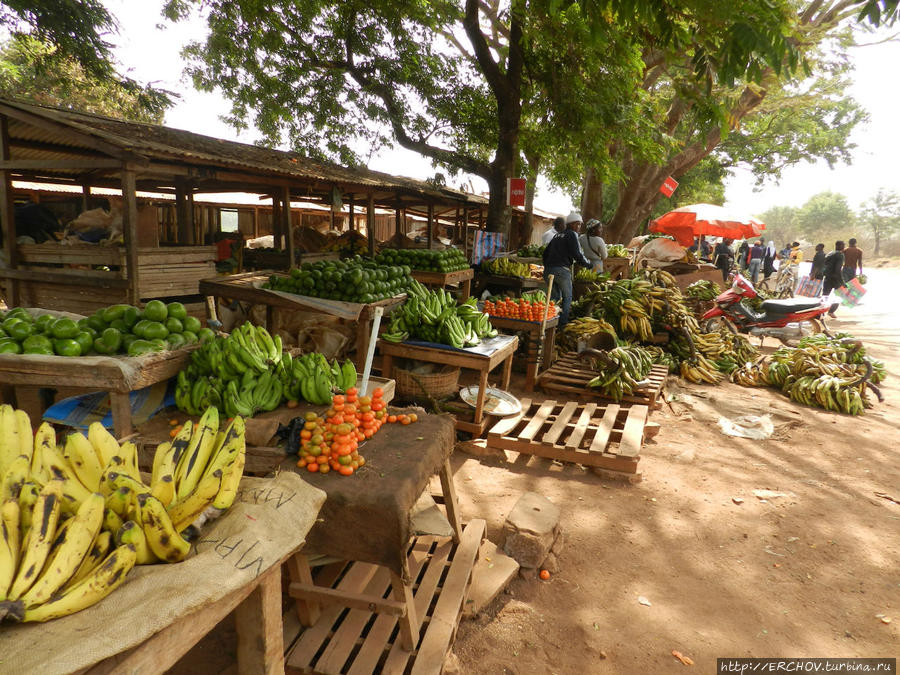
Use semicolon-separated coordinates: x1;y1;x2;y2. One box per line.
300;429;312;440
339;465;354;476
387;415;397;423
319;464;331;474
169;425;182;438
346;387;358;397
539;569;550;581
286;399;299;409
307;462;319;472
373;387;384;399
408;413;418;423
357;456;366;467
169;419;179;426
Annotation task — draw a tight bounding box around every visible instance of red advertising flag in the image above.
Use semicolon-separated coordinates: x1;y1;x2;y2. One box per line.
659;176;679;197
507;177;527;207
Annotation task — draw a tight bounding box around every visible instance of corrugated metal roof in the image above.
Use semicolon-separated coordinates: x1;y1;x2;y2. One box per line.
0;97;487;206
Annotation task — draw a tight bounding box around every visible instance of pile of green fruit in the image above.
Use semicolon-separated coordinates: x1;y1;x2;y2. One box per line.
684;279;721;301
483;257;530;278
376;247;468;273
0;302;212;358
175;323;357;416
574;268;608;283
382;280;497;348
263;256;410;303
607;244;630;258
517;244;545;257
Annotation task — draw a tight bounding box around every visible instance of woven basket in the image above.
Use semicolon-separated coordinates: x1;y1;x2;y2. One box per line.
394;365;460;399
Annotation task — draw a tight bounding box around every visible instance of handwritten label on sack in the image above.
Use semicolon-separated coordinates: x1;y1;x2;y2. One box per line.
195;535;265;578
236;485;297;509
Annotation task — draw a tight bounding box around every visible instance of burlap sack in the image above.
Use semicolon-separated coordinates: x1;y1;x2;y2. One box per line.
0;472;326;674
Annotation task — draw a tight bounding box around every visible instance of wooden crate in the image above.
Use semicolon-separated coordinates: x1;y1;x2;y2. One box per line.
537;353;668;410
284;519;485;675
485;399;648;476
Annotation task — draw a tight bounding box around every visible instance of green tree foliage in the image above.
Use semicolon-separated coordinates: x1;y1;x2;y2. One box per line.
859;188;900;255
759;205;800;246
794;191;855;239
0;0;173;118
0;35;170;123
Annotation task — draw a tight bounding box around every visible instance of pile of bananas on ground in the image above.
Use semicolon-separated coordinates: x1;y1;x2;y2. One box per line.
762;333;885;415
382;280;497;348
483;257;530;278
584;345;654;401
175;323;357;414
684;280;721;301
0;405;245;623
687;330;759;375
607;244;630;258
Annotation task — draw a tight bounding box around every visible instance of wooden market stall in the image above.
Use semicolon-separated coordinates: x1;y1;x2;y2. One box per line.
0;98;490;312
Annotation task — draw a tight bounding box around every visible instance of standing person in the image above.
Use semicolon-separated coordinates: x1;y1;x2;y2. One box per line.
579;218;608;272
542;212;591;327
713;238;734;282
737;240;750;273
542;216;565;245
842;238;863;281
788;241;803;265
763;240;777;278
747;239;765;284
810;243;826;280
823;240;845;317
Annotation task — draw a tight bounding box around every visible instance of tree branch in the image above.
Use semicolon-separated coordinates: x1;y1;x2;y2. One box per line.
463;0;507;100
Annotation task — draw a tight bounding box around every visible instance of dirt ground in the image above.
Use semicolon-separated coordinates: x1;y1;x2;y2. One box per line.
449;268;899;674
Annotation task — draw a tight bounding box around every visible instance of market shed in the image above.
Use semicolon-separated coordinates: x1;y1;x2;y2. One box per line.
0;98;487;312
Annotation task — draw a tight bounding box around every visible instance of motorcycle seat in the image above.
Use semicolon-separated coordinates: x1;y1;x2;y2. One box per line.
761;298;822;314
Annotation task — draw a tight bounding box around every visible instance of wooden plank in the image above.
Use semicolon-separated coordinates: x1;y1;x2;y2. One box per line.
517;400;556;442
0;267;130;288
588;404;620;455
288;580;407;616
487;436;638;472
541;401;578;446
0;158;122;170
391;568;419;650
565;403;597;449
234;564;284;675
286;553;320;627
122;168;140;305
344;539;437;675
618;405;649;458
409;519;486;675
314;566;393;675
0;114;17;307
486;397;531;438
286;562;381;670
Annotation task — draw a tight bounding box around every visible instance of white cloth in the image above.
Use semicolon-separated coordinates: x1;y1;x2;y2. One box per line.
541;228;558;245
579;233;608;269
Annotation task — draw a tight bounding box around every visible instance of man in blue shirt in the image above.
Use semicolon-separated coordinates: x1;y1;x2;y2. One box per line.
748;240;765;285
542;212;591;327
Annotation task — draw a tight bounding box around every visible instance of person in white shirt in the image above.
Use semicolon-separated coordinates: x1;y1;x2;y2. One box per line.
578;218;608;272
542;216;565;245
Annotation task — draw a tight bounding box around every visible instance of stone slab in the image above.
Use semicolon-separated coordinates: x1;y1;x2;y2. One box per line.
463;540;520;619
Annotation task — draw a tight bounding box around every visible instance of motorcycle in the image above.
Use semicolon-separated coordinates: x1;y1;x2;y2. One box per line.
701;272;830;343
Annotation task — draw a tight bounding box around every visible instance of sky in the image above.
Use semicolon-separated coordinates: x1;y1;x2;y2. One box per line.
104;1;899;218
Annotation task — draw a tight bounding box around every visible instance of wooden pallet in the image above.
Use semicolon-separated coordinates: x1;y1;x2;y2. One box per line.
537;353;668;410
485;399;648;475
284;519;485;675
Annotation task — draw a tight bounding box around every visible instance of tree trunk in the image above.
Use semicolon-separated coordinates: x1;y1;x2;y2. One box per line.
874;229;880;256
581;167;604;222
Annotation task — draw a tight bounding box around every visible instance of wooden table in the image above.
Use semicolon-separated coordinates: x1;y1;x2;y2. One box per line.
199;271;405;370
410;268;474;299
472;273;542;299
0;348;194;438
488;314;559;391
378;336;518;435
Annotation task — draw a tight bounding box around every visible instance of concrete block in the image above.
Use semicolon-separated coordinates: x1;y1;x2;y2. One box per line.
463;540;519;619
502;492;561;568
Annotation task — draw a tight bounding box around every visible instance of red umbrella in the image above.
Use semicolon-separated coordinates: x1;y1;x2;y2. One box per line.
649;203;766;247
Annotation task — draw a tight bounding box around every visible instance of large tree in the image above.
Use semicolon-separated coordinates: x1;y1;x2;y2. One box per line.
859;188;900;255
0;0;173;117
794;190;855;238
581;0;898;244
166;0;804;237
0;35;169;122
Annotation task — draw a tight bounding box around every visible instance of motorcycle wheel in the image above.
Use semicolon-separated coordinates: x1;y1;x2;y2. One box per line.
702;316;738;334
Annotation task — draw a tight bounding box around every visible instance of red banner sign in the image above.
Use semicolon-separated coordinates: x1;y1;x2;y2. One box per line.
659;176;679;197
507;177;526;207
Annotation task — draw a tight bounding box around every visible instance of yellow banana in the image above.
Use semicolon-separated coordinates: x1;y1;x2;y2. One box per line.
1;454;31;502
31;422;55;484
150;474;175;509
8;480;63;600
64;530;111;590
115;520;157;565
175;407;219;501
14;409;33;463
117;441;142;483
0;498;20;600
203;416;244;479
18;544;137;622
212;449;245;511
20;493;105;608
150;441;173;486
0;405;19;477
168;469;223;533
87;422;120;469
137;493;191;563
63;433;104;492
103;509;124;535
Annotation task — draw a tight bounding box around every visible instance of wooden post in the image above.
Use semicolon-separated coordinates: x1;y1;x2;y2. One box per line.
122;167;140;305
329;207;335;233
252;206;259;238
271;193;282;250
81;182;91;212
175;179;189;244
395;196;402;239
187;189;196;244
0;115;17;306
348;194;355;232
367;193;376;256
282;185;294;268
427;202;434;250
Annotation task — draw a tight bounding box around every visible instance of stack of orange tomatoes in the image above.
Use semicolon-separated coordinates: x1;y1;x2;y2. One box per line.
296;386;417;476
483;297;558;321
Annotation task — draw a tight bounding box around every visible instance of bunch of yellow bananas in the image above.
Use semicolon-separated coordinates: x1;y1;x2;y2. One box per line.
0;404;245;623
679;354;722;384
730;363;766;386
